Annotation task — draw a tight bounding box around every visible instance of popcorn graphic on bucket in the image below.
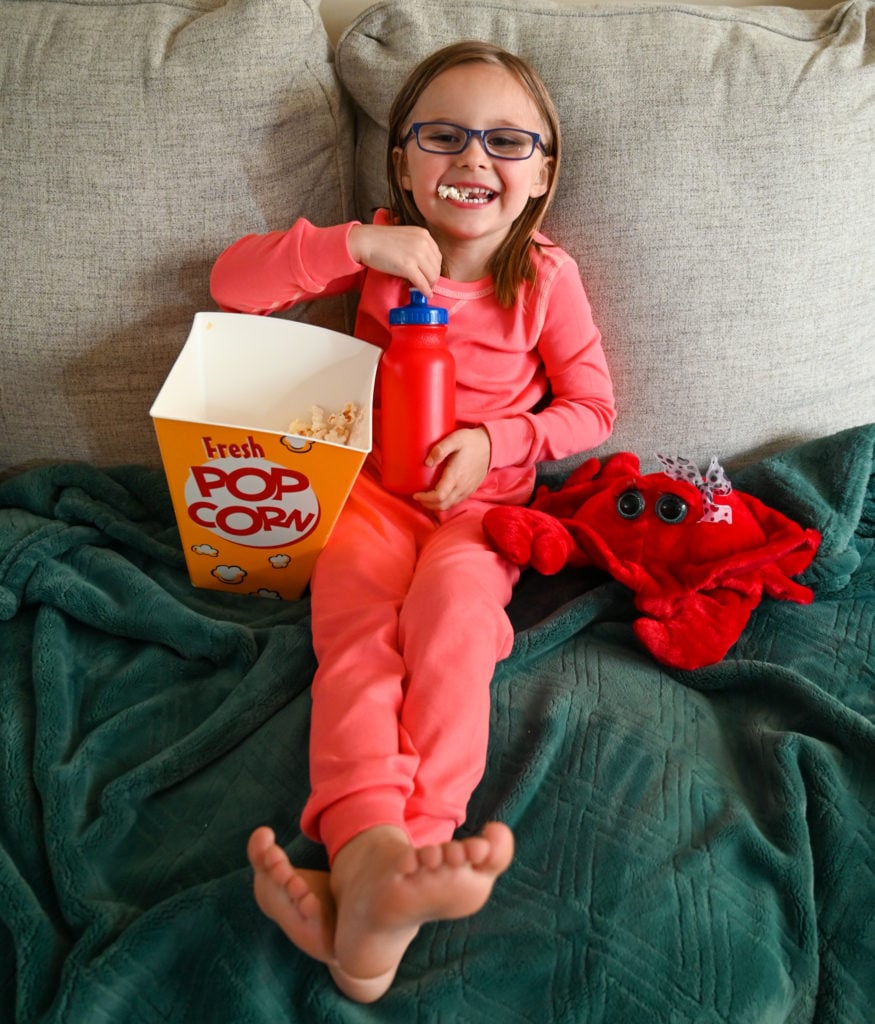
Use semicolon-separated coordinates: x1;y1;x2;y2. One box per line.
151;313;380;600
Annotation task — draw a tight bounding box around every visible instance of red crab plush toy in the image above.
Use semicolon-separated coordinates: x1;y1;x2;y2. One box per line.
483;452;821;670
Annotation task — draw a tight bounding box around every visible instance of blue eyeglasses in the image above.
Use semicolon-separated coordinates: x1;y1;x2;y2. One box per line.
401;122;547;161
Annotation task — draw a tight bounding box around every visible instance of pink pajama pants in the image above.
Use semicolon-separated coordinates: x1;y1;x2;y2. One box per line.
300;466;522;862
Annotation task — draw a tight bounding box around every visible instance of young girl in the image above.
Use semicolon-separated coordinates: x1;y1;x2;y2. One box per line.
211;41;615;1002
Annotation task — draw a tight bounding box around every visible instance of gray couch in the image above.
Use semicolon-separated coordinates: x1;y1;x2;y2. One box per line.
2;0;872;476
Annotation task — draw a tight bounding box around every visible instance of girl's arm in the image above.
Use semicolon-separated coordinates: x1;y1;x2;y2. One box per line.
487;259;617;469
210;215;442;315
209;219;366;315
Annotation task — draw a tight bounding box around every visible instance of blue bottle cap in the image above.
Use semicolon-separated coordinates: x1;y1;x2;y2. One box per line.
389;289;448;326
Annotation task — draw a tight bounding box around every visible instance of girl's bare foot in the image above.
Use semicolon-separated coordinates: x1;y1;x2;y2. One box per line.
330;822;514;990
247;822;514;1004
247;828;399;1002
247;827;336;965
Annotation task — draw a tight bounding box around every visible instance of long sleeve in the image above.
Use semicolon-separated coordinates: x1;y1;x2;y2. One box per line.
483;256;616;469
210;219;365;315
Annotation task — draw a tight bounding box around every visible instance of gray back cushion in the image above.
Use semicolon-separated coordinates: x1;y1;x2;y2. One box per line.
0;0;354;472
337;0;874;468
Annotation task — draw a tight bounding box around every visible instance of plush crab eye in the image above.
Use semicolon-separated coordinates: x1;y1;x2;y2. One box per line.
617;490;645;520
655;493;689;524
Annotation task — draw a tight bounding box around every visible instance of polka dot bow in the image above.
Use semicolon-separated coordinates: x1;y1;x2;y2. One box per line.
656;454;733;524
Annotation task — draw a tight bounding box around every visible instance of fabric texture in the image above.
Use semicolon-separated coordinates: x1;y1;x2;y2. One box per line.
0;0;354;473
0;422;872;1022
336;0;875;468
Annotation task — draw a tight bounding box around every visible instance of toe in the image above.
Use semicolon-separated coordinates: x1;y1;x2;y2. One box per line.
295;889;323;922
247;826;277;867
480;822;515;872
443;841;469;869
416;844;443;871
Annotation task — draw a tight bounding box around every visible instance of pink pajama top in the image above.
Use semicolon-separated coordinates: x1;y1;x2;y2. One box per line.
210;211;616;503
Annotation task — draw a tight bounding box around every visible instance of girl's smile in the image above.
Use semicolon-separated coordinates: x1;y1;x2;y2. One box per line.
436;183;498;206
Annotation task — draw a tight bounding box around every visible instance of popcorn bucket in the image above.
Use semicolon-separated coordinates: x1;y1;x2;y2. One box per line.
151;312;380;600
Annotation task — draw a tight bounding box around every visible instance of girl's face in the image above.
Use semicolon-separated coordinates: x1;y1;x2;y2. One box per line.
394;63;554;269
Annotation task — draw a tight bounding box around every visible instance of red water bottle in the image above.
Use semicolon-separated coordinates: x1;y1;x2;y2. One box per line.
380;289;455;494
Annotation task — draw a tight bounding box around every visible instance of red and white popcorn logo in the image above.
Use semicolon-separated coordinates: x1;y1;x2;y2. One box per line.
184;454;320;548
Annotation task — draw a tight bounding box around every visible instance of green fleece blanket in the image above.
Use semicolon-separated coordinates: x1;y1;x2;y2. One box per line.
1;425;873;1023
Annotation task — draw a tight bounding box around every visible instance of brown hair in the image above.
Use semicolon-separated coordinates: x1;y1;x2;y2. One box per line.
386;41;561;308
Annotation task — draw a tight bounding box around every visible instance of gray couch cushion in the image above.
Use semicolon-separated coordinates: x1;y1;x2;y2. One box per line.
0;0;354;472
337;0;874;468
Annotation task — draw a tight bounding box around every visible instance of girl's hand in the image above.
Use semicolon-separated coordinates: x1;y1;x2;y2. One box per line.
414;427;492;512
348;224;442;296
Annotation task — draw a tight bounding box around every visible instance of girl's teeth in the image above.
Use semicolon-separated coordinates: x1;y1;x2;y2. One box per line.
437;185;494;204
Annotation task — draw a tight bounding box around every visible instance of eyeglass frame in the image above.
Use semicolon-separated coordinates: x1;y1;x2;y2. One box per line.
400;121;548;161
